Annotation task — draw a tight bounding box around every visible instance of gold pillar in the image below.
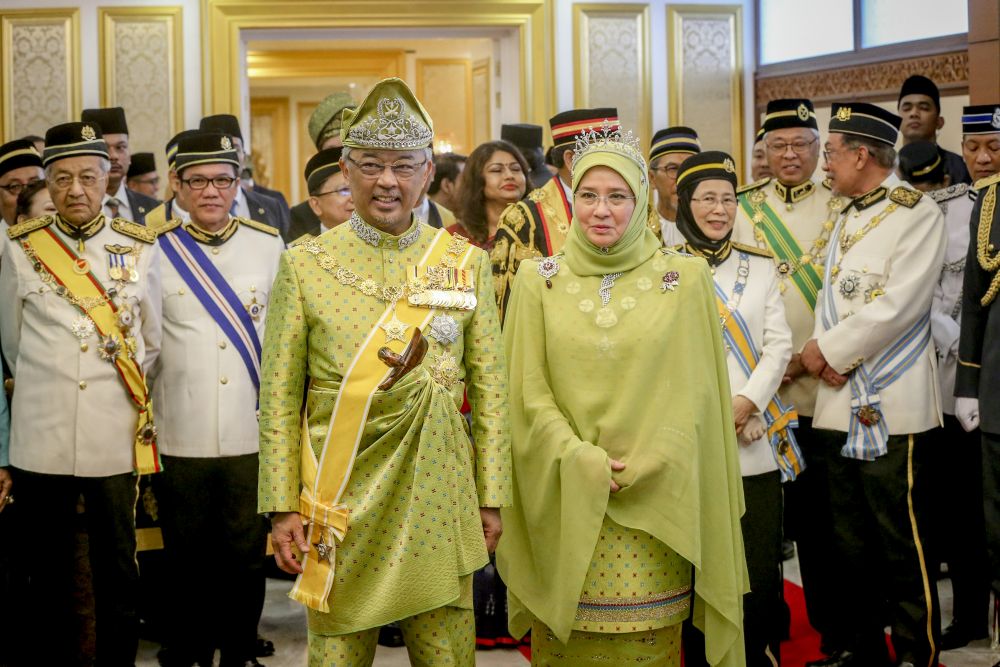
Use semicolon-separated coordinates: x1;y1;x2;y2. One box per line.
968;0;999;103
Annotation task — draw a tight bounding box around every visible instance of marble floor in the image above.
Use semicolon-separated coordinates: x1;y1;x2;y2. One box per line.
136;558;1000;666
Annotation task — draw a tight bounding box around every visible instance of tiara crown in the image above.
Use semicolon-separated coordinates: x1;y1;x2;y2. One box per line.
573;121;647;179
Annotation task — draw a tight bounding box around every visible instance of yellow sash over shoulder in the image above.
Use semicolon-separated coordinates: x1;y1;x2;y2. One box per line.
290;229;476;612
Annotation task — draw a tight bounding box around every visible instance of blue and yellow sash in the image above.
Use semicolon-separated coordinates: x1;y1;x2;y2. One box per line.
158;225;261;392
715;282;803;480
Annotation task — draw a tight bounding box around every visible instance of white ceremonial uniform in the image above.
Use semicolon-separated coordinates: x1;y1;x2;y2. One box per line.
812;174;947;434
0;216;162;476
150;217;284;457
733;177;844;417
660;215;684;247
104;181;134;221
928;184;975;415
715;249;794;476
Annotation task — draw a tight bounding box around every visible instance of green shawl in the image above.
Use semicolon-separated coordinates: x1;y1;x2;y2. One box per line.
496;143;749;666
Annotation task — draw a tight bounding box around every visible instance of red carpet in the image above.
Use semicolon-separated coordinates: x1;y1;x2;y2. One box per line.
517;580;948;666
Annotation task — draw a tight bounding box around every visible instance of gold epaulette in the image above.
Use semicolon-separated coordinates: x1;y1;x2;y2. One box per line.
111;217;157;243
888;186;922;208
499;201;528;233
974;172;1000;191
146;217;181;237
667;243;686;254
822;178;833;190
732;241;774;258
288;232;314;248
737;177;770;195
7;214;53;239
237;217;280;236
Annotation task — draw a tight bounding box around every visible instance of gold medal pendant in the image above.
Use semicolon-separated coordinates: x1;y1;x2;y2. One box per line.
73;258;90;275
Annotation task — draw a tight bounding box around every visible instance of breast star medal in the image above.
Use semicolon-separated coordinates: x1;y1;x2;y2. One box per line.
98;333;123;362
380;312;408;343
430;353;461;388
71;316;95;341
314;535;335;564
856;405;881;427
838;273;861;300
428;314;460;346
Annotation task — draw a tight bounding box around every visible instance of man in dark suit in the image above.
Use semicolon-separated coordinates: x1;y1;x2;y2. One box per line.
285;147;353;243
199;114;290;238
126;152;161;200
80;107;160;224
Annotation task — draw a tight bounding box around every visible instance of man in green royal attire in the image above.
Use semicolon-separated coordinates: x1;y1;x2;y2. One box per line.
258;77;510;667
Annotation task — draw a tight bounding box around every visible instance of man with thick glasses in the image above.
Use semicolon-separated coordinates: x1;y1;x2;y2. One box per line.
0;121;163;666
732;97;848;663
648;126;701;246
148;132;283;667
259;77;510;667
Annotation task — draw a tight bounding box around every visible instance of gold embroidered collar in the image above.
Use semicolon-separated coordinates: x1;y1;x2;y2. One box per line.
55;213;105;243
683;240;732;267
848;186;888;212
184;217;238;246
773;180;815;204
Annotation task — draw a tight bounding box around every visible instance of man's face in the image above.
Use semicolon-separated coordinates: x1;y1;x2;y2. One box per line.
170;163;238;229
341;149;429;230
0;165;43;223
104;133;130;192
765;127;819;186
962;133;1000;183
232;137;246;171
308;171;354;228
127;172;160;199
47;156;108;225
750;140;772;182
898;94;943;143
822;133;862;196
438;161;465;211
648;152;689;212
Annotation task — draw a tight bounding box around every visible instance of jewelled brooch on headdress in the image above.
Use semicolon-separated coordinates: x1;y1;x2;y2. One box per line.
347;97;434;150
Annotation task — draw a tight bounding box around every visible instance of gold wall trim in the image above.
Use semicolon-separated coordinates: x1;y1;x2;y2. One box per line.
201;0;553;126
416;58;474;154
572;3;651;145
667;4;744;174
472;58;492;147
249;96;291;197
247;49;406;80
0;8;81;142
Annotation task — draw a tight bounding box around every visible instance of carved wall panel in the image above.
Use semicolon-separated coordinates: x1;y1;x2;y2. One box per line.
667;5;744;173
99;7;183;164
417;59;473;154
249;97;290;198
0;10;80;141
574;4;650;144
472;59;492;149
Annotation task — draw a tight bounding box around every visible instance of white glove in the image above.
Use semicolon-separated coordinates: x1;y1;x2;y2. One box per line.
955;397;980;432
738;415;767;446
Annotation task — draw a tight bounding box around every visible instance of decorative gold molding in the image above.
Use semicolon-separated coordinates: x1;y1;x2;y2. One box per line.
249;96;290;198
247;49;406;80
0;8;81;142
201;0;552;126
667;4;744;175
472;58;492;147
755;51;969;108
416;58;474;154
572;3;651;145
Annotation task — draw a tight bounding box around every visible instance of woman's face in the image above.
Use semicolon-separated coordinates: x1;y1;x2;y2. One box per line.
16;187;57;223
574;166;635;248
689;179;737;242
482;150;526;206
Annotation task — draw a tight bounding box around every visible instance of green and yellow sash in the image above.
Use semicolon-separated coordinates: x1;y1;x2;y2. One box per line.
21;227;160;474
739;194;823;311
290;229;475;612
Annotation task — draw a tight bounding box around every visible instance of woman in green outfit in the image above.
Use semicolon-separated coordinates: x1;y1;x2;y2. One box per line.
496;125;749;666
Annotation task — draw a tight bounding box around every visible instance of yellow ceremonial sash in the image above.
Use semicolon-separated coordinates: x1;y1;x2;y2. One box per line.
23;228;160;474
290;229;476;612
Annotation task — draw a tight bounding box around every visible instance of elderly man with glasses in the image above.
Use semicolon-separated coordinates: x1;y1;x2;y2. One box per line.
259;77;510;667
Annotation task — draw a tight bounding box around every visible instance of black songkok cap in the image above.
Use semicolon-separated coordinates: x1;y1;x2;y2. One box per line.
549;108;619;150
166;129;200;170
962;104;1000;135
501;124;544;151
898;141;944;185
81;107;129;135
649;126;701;162
898;75;940;112
755;126;765;142
0;139;43;178
829;102;901;147
173;132;240;172
305;147;344;195
675;150;738;190
127;152;157;178
42;122;109;167
762;99;818;132
199;114;243;142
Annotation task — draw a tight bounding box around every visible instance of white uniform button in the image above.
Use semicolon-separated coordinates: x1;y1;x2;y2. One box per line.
80;342;89;352
219;341;227;350
211;248;220;255
220;376;228;385
178;288;186;296
79;381;87;390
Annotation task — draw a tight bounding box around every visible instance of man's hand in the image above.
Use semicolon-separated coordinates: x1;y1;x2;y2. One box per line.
609;458;626;493
800;339;828;377
0;468;11;513
732;395;756;436
955;397;980;432
820;365;849;387
480;508;502;553
271;511;310;574
782;353;806;385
